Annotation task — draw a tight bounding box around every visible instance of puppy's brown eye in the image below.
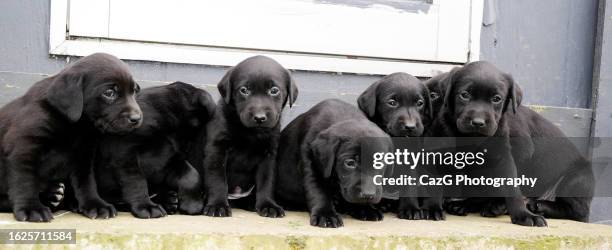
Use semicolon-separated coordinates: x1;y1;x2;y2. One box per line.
344;159;357;169
491;95;503;104
416;99;425;108
459;91;471;101
430;92;440;100
387;99;398;107
239;86;250;96
269;87;280;96
103;88;117;99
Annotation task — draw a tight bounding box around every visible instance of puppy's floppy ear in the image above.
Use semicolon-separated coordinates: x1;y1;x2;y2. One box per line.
46;71;84;122
357;80;380;118
503;73;519;114
284;69;299;108
310;129;339;178
217;67;234;105
513;78;523;106
421;85;434;121
442;67;462;115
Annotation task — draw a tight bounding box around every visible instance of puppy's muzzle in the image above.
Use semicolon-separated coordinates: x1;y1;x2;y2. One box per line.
342;186;382;204
470;118;486;128
128;113;142;126
125;110;142;127
401;121;417;133
359;191;377;202
391;119;421;137
119;108;143;130
243;107;277;128
253;112;267;124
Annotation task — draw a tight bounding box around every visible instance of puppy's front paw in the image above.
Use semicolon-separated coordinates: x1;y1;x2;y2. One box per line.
130;202;167;219
203;203;232;217
348;205;384;221
421;202;445;221
78;199;117;220
157;191;179;215
510;211;547;227
444;200;468;216
179;196;204;215
13;203;53;222
397;197;423;220
397;207;423;220
310;212;343;228
422;207;445;221
256;202;285;218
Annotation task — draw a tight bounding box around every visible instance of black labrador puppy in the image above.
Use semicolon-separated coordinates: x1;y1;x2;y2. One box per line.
94;82;216;218
358;72;433;137
276;99;393;228
423;72;449;117
429;66;593;222
427;71;527;116
202;56;297;218
0;53;142;222
432;61;551;226
357;72;444;220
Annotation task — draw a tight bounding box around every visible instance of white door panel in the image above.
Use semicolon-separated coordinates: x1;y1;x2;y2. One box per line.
69;0;472;63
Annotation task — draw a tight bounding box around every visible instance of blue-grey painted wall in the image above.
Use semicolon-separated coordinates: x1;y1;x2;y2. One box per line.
0;0;609;222
589;0;612;224
480;0;598;109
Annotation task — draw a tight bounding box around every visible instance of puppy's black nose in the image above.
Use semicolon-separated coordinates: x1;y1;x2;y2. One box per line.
128;113;142;124
471;118;486;128
360;193;375;201
253;114;267;124
403;123;417;131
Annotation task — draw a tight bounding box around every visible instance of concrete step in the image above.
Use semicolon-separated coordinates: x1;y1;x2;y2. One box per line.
1;210;611;249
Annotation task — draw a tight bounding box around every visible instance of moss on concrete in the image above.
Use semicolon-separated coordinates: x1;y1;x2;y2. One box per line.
1;210;611;249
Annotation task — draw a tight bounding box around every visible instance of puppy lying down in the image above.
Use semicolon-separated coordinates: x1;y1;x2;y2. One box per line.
276;99;393;228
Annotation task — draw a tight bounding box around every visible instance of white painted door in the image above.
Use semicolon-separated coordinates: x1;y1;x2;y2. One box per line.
57;0;481;75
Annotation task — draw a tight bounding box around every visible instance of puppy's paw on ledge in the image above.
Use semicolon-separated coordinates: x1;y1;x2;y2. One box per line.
203;204;231;217
78;200;117;220
256;202;285;218
129;202;167;219
310;212;343;228
348;205;384;221
13;203;54;222
397;207;424;220
511;211;548;227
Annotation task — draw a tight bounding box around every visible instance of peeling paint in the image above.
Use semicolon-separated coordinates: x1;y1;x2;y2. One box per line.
528;105;548;113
